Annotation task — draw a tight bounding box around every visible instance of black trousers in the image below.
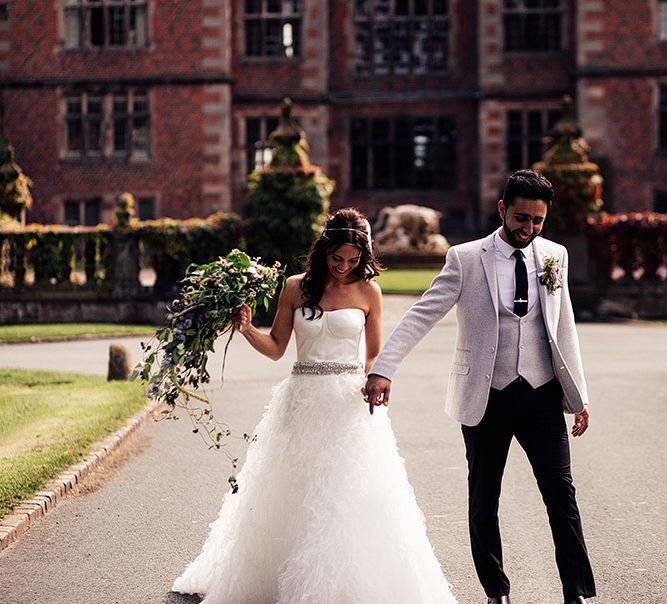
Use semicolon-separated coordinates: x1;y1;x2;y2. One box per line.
461;378;596;603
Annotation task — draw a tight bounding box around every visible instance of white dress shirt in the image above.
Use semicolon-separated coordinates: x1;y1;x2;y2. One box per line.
493;229;539;313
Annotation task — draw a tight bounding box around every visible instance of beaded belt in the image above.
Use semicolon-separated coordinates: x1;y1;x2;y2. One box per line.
292;361;364;376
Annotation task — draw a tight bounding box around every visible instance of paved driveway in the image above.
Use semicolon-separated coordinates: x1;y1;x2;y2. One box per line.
0;295;665;603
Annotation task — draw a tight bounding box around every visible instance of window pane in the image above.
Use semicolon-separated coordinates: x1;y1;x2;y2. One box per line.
90;6;105;46
113;95;128;152
395;143;412;188
660;86;667;151
265;19;282;55
528;111;542;136
373;21;390;75
64;201;80;226
84;199;101;226
433;0;448;16
661;1;667;40
354;21;371;74
372;144;391;188
66;97;83;153
395;0;409;16
267;0;281;13
351;145;368;189
109;6;126;45
245;19;262;56
245;0;261;13
436;118;457;189
138;197;155;221
375;0;390;17
114;119;128;151
351;118;368;144
431;20;448;71
393;22;411;75
130;5;148;47
372;119;390;142
414;0;428;16
87;96;103;153
64;8;81;48
412;21;429;75
132;116;150;154
355;0;369;17
413;120;433;189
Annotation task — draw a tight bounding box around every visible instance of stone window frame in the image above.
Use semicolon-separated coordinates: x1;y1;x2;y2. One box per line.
353;0;450;76
349;115;458;191
505;108;560;172
62;0;149;51
245;115;280;174
61;88;151;161
243;0;303;59
502;0;563;54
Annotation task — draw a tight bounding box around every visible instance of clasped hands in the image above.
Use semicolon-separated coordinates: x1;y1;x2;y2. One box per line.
362;374;392;415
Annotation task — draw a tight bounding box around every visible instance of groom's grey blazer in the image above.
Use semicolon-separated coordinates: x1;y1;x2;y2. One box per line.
371;232;589;426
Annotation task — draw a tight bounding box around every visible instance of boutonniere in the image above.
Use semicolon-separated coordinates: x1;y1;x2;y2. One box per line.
539;256;565;295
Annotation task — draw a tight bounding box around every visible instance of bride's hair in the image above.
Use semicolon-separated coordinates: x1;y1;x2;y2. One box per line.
300;208;382;320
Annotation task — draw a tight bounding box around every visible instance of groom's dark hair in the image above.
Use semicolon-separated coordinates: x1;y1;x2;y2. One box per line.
502;169;554;208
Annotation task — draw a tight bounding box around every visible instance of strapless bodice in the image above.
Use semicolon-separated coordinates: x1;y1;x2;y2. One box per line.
293;308;365;364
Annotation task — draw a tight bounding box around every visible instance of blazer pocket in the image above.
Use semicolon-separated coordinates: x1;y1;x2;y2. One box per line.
450;363;470;375
453;348;471;366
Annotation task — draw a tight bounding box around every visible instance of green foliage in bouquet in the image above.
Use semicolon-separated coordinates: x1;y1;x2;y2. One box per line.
132;249;283;492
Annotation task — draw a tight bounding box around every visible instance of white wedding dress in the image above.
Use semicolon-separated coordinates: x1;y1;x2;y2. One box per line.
172;308;457;603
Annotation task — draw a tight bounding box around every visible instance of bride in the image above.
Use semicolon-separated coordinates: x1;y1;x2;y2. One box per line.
172;208;457;603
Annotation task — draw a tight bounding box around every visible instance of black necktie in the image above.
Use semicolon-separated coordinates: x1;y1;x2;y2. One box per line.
513;250;528;317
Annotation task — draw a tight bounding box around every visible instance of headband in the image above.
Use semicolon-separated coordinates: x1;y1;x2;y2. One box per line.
323;219;373;252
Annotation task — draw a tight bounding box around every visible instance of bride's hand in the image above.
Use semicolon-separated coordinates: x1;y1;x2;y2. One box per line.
234;304;252;333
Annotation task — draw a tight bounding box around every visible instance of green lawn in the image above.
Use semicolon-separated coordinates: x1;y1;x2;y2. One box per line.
376;268;441;294
0;368;147;518
0;323;156;344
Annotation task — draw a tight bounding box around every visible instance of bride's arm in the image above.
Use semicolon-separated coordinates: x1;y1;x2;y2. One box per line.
363;280;383;373
236;275;300;361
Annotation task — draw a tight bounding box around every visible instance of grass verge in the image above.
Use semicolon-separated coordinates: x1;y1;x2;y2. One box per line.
0;368;147;518
0;323;156;344
376;268;441;294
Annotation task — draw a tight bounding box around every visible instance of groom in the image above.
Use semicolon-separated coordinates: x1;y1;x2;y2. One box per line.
364;170;596;604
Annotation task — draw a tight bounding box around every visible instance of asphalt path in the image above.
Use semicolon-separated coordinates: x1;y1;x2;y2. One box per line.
0;295;665;604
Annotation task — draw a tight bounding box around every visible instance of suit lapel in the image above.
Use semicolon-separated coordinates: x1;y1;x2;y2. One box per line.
480;233;499;314
533;238;555;333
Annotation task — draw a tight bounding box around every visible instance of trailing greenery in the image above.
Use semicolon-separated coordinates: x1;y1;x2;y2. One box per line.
132;249;283;492
0;323;156;343
0;368;146;518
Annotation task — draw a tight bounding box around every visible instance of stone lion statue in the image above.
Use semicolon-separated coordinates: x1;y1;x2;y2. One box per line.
374;204;450;254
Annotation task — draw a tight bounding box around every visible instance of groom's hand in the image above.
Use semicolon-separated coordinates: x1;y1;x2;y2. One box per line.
571;404;590;437
362;374;392;415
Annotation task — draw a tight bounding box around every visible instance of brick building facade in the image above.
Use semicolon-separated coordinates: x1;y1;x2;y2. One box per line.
1;1;666;231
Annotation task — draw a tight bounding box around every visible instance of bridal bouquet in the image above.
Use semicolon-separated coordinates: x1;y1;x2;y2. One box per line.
132;249;283;490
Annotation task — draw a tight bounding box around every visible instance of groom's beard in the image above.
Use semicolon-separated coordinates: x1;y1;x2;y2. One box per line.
502;217;537;249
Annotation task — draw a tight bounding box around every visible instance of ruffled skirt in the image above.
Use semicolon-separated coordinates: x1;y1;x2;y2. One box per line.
172;369;457;603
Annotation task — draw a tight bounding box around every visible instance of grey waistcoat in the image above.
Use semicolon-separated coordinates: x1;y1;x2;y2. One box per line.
491;293;555;390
